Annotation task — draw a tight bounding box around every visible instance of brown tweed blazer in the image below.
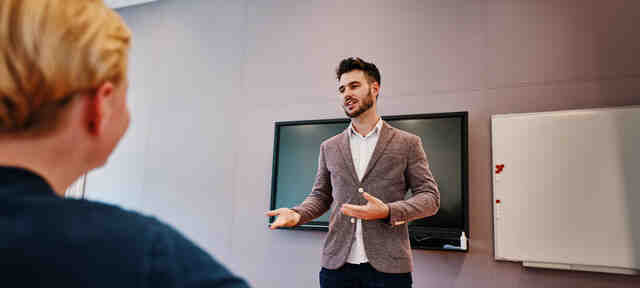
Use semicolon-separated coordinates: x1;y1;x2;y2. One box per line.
292;121;440;273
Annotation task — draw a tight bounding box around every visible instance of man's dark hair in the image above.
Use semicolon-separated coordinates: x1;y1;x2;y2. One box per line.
336;57;381;85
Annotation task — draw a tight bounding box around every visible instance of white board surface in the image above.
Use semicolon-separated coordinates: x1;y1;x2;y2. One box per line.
492;106;640;273
104;0;158;9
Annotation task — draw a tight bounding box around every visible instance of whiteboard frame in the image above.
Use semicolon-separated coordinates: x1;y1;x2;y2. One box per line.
491;105;640;273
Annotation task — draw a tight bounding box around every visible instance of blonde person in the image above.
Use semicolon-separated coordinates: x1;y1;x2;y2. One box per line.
0;1;249;287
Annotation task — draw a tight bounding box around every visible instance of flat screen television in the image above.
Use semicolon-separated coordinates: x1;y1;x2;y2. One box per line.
269;112;469;251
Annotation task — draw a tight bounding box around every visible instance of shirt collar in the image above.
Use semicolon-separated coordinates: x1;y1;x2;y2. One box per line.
0;166;56;198
349;117;383;138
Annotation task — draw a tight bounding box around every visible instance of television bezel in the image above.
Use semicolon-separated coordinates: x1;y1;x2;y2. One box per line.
269;112;469;250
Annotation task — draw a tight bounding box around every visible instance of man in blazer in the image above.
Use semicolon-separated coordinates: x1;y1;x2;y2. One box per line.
267;57;440;288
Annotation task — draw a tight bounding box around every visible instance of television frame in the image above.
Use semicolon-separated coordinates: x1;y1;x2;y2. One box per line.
269;112;469;250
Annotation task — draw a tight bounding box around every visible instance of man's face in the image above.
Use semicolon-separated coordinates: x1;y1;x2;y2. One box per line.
338;70;378;118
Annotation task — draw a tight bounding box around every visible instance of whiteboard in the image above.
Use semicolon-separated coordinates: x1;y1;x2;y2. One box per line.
105;0;158;9
492;106;640;274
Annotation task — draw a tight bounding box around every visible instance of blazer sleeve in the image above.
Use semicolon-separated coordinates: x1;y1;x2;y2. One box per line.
386;136;440;226
291;142;333;225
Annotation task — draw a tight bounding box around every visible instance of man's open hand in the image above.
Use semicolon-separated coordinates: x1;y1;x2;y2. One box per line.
266;208;301;229
340;192;389;220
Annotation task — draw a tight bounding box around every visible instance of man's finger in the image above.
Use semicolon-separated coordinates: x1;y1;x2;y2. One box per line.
270;217;285;230
270;224;282;230
362;192;383;204
342;204;369;213
341;204;367;219
362;192;375;202
341;207;360;218
267;208;289;217
340;205;355;216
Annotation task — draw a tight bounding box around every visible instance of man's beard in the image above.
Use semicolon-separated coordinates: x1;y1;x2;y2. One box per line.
343;90;374;118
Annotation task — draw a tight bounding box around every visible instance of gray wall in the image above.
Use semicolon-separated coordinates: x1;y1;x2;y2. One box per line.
86;0;247;264
87;0;640;287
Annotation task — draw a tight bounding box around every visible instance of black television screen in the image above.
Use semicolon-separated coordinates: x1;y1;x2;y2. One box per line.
270;112;468;251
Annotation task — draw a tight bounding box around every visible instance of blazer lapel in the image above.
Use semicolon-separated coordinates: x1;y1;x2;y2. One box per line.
361;122;395;181
337;129;359;184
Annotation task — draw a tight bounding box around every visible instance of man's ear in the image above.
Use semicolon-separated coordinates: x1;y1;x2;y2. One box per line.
371;81;380;98
87;82;115;136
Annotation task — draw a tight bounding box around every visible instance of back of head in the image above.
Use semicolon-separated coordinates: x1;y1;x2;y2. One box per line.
0;0;131;134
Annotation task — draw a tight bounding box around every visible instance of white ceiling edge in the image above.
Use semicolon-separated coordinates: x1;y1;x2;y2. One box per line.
104;0;158;9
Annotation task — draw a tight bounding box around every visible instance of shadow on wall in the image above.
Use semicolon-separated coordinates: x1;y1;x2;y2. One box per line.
617;110;640;272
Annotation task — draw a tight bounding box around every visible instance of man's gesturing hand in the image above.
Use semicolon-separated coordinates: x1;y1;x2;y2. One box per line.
266;208;301;230
340;192;390;220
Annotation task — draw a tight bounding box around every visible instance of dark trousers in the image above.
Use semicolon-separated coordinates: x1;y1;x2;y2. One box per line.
319;263;412;288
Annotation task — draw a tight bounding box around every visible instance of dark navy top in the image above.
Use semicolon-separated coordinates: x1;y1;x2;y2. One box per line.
0;166;250;287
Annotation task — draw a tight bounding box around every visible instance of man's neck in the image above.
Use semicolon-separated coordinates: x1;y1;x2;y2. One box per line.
351;109;380;136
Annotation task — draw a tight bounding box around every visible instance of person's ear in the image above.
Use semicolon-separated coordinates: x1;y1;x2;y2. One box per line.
86;82;115;136
371;81;380;98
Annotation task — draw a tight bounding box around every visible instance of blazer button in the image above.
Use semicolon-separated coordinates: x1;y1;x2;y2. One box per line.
358;187;364;193
350;218;355;224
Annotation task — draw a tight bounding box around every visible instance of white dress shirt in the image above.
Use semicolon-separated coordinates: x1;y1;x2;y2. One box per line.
346;118;384;264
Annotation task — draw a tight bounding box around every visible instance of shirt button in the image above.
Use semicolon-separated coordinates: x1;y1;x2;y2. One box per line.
350;218;355;224
358;187;364;193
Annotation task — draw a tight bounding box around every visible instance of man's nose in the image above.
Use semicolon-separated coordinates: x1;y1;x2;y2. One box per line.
344;89;355;98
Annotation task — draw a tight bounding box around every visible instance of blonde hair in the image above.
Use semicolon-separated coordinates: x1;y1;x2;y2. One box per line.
0;0;131;132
